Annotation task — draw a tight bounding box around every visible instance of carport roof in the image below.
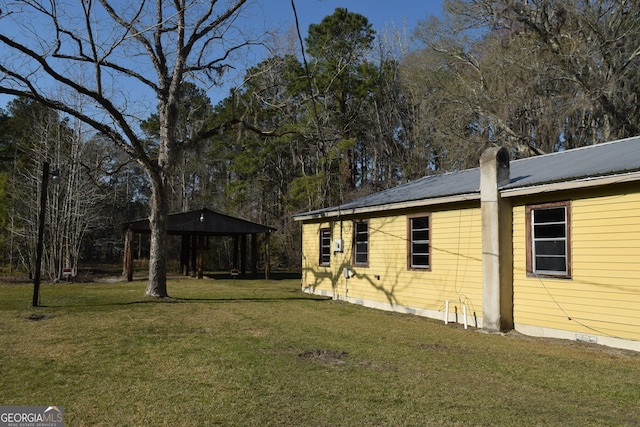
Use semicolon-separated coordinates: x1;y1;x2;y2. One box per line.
124;208;276;236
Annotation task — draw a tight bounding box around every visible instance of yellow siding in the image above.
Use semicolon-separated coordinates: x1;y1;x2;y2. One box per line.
300;221;337;296
301;205;483;320
513;191;640;340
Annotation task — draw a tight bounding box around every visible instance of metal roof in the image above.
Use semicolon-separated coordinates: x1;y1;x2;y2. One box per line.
295;136;640;219
504;137;640;189
124;208;276;235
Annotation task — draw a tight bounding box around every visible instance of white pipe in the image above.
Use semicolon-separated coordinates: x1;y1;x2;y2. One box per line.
463;304;468;329
445;300;449;324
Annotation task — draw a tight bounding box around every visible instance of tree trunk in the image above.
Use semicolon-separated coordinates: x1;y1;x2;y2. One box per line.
145;178;169;298
145;96;178;298
123;228;134;282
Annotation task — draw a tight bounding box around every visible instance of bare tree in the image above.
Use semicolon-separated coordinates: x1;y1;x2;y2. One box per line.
8;101;64;279
0;0;261;297
6;97;106;281
51;118;107;279
439;0;639;147
497;0;640;140
406;0;640;164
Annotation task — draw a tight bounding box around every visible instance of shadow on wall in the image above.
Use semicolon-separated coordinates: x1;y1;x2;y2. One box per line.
301;253;399;307
302;211;484;325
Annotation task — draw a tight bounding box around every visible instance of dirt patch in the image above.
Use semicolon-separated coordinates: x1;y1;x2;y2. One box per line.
27;313;47;321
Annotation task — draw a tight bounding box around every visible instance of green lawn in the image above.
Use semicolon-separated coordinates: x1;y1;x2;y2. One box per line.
1;277;639;426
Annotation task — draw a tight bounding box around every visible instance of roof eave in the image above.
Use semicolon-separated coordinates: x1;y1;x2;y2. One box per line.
500;170;640;198
293;192;480;221
295;171;640;222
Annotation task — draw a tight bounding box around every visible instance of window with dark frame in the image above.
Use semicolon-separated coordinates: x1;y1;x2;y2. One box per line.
408;215;430;270
319;228;331;266
526;202;571;278
353;221;369;265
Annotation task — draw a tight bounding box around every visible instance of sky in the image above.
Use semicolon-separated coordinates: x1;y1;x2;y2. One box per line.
205;0;445;102
259;0;443;36
0;0;444;112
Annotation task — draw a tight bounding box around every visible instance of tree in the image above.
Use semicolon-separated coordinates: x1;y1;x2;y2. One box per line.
305;8;377;195
3;97;105;280
0;109;12;266
407;0;640;161
81;133;149;264
4;98;68;277
140;82;216;213
0;0;261;297
219;54;310;268
496;0;640;141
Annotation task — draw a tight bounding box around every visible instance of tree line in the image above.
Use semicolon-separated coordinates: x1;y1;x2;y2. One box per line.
0;0;638;285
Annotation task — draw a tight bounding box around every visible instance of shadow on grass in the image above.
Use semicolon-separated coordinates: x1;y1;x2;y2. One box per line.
40;294;331;309
201;271;302;280
170;295;331;303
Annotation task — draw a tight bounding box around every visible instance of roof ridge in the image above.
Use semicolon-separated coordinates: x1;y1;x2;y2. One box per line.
511;136;640;164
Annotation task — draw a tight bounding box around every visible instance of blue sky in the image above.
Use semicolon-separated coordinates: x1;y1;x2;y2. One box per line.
0;0;444;111
259;0;443;36
205;0;445;102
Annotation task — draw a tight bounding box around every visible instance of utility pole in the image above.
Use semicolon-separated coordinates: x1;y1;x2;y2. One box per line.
32;162;50;307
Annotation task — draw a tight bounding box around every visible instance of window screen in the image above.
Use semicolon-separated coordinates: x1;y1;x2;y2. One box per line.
409;216;430;269
353;221;368;265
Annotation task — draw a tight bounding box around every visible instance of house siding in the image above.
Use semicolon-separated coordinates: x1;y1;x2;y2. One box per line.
301;205;483;325
301;221;338;295
296;140;640;351
512;187;640;342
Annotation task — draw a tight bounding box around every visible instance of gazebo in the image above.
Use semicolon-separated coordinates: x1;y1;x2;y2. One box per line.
122;208;276;280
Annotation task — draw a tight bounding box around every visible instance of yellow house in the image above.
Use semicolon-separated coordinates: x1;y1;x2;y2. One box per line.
294;137;640;351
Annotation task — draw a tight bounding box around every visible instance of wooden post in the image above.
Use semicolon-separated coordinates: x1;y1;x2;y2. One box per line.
32;162;49;306
190;235;197;278
180;234;189;276
265;231;271;280
251;233;258;277
240;234;247;276
197;235;205;279
233;235;239;270
123;228;134;282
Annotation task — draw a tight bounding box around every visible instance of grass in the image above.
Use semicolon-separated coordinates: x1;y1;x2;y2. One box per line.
1;277;639;426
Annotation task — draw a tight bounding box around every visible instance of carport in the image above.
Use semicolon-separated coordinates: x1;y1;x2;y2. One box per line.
122;208;276;281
